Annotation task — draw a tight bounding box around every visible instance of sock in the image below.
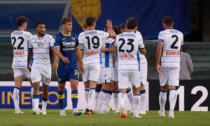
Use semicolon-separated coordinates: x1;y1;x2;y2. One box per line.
95;90;100;110
126;88;134;112
104;91;112;109
86;88;95;110
96;89;107;113
169;89;177;112
58;90;65;110
85;89;89;103
42;98;48;110
133;94;141;115
113;91;119;111
159;90;167;112
118;92;125;110
31;87;34;106
71;90;78;110
13;87;20;110
140;90;146;113
32;95;39;111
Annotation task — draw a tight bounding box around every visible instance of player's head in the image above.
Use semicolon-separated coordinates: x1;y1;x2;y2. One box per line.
83;24;87;31
16;16;28;30
113;26;120;35
118;23;126;33
126;17;138;31
162;16;174;29
36;21;46;36
62;17;72;32
86;17;96;29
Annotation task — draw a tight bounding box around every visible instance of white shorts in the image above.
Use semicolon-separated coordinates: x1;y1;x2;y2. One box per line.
159;67;180;86
114;66;118;82
13;68;31;78
118;71;141;89
31;67;51;85
99;68;113;84
111;68;114;81
83;64;100;82
140;62;148;85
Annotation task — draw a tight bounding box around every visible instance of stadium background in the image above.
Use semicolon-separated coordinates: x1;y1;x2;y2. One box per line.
0;0;210;111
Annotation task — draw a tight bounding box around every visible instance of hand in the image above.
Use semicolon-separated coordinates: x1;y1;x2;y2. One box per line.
61;57;70;64
27;65;31;72
53;62;57;72
156;64;162;74
79;64;85;74
106;20;113;29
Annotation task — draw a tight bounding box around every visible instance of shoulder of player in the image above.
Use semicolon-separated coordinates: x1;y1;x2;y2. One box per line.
103;38;115;44
44;34;54;39
78;31;85;38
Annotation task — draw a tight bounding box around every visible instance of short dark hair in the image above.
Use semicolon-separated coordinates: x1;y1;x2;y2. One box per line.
162;16;173;26
86;17;96;26
118;23;126;29
16;16;28;27
126;17;138;29
83;24;87;28
62;17;72;25
113;26;120;35
35;21;46;28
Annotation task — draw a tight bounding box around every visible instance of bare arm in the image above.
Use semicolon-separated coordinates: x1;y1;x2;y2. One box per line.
76;45;85;74
101;46;117;53
51;47;69;64
139;48;146;55
27;48;33;72
106;20;116;38
156;43;163;74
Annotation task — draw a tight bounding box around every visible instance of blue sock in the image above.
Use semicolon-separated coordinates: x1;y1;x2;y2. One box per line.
71;90;78;109
140;90;146;95
58;90;65;110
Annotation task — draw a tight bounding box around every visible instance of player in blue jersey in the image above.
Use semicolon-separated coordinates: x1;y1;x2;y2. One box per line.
53;17;84;116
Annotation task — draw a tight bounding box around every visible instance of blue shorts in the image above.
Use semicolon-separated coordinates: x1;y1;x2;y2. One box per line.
56;68;79;83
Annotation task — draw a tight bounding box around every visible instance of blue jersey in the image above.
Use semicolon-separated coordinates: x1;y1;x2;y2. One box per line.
54;32;79;70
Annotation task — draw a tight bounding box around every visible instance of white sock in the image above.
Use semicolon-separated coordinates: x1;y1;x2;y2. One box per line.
169;89;177;112
96;89;107;112
126;89;134;112
42;99;47;110
32;96;39;111
86;88;95;110
159;90;167;112
31;87;34;107
13;88;20;110
85;89;89;103
104;91;112;109
140;90;146;113
133;95;141;115
118;92;125;110
113;91;119;111
94;91;100;110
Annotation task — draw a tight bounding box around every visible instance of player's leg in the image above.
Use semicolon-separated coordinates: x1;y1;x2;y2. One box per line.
113;81;119;113
168;68;180;118
13;69;24;114
84;81;89;103
105;80;115;113
42;83;49;115
95;83;102;112
126;87;134;114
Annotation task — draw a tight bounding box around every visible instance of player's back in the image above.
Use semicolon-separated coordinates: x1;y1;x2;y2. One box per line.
116;32;145;71
78;30;109;65
11;30;32;68
159;29;183;68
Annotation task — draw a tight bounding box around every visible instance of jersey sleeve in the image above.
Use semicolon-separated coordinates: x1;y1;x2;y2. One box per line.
101;31;110;40
181;33;184;45
158;32;164;43
49;35;55;48
74;34;79;48
54;34;61;47
137;37;145;49
78;33;84;45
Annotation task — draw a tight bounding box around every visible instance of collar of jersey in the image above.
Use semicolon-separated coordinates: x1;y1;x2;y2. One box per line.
62;32;71;36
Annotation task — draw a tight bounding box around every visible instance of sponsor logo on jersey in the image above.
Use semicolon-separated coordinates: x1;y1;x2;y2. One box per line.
119;54;134;59
165;51;180;56
85;50;99;55
62;42;76;47
14;51;25;55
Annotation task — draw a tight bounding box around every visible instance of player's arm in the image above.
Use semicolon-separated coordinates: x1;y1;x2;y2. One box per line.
106;20;116;38
52;47;69;64
76;45;85;74
156;43;163;74
101;46;117;53
139;48;146;55
27;48;33;72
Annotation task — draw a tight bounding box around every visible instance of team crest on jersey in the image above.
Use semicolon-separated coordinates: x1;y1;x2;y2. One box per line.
62;38;65;41
58;78;61;81
72;37;75;40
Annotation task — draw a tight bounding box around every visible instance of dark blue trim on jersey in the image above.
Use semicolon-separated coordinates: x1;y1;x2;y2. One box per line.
137;52;140;71
105;43;110;68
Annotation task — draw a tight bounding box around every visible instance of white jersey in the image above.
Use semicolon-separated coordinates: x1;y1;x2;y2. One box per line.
135;30;147;64
11;30;32;68
78;30;109;66
158;29;184;68
101;38;115;68
29;34;55;68
116;32;145;71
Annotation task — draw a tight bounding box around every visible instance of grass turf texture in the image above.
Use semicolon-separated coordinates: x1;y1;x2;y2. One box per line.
0;109;210;126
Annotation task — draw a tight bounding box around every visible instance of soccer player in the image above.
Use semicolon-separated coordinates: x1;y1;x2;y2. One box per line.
11;16;33;114
116;18;146;118
78;16;115;115
52;17;84;116
156;16;183;118
27;21;55;115
136;31;148;115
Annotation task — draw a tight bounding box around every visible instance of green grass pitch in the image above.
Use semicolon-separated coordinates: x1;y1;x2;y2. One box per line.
0;109;210;126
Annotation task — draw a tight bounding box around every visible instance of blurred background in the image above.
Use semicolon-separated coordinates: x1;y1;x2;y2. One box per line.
0;0;209;80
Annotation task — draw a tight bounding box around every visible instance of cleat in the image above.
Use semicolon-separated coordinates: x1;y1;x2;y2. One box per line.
60;109;66;116
139;111;146;115
85;109;92;115
121;112;127;118
159;110;165;118
72;111;82;116
169;110;175;119
32;110;40;115
42;109;46;115
15;109;24;114
115;111;120;114
104;106;112;113
133;114;142;118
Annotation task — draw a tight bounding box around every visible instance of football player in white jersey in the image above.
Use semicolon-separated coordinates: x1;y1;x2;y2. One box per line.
27;21;55;115
156;16;184;118
116;18;146;118
11;16;33;114
78;17;116;114
136;31;148;115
